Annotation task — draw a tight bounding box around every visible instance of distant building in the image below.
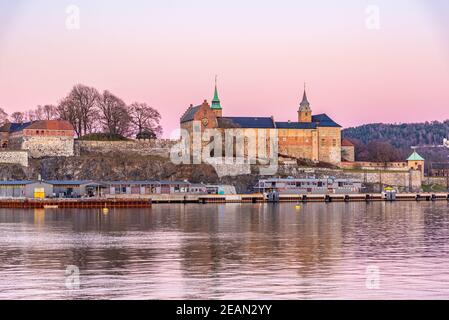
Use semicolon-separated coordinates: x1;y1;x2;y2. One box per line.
180;83;342;164
407;151;425;178
341;150;426;178
254;177;363;194
430;162;449;177
0;180;53;198
341;139;355;162
0;120;75;158
46;180;104;198
102;181;161;195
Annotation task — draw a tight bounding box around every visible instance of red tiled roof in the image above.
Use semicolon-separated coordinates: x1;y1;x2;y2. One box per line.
26;120;74;131
342;139;355;147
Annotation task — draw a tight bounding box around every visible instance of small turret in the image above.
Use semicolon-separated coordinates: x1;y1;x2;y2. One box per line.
407;150;425;178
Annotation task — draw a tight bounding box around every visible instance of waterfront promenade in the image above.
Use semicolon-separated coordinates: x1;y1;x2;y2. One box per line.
1;192;449;208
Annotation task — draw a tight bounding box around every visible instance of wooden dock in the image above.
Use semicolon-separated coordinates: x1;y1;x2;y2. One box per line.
1;193;449;208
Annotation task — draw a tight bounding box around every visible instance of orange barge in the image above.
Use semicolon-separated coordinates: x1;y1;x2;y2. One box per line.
0;198;152;209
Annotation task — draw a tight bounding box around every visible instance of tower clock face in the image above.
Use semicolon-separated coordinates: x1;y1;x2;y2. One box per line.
202;118;209;126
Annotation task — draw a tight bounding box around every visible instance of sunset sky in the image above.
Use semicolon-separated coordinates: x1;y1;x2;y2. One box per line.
1;0;449;137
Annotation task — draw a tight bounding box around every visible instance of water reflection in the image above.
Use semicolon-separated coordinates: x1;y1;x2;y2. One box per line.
1;202;449;299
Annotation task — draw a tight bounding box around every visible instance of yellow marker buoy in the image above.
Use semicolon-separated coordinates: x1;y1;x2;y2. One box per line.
295;204;301;210
102;208;109;214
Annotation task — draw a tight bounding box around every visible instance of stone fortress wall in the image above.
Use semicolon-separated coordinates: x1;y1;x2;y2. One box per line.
0;150;29;167
75;139;178;158
21;136;74;158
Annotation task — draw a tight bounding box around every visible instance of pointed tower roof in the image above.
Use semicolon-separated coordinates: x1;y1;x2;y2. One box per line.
211;76;222;110
407;151;425;161
299;83;310;110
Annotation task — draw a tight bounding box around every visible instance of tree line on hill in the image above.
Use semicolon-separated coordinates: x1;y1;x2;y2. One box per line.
343;121;449;163
0;84;162;140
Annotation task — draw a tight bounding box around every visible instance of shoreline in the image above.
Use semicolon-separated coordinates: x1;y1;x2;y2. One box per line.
0;193;448;208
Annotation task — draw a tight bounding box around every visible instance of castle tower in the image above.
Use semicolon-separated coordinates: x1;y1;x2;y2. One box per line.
298;85;312;123
211;76;222;117
407;150;425;178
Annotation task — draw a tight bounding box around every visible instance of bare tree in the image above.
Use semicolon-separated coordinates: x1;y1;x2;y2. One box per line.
129;102;162;139
24;110;37;122
42;105;58;120
58;84;100;136
34;106;44;120
0;108;8;125
10;111;25;123
98;91;131;136
57;98;79;133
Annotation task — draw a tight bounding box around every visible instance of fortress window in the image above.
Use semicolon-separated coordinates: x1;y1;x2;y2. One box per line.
333;139;337;147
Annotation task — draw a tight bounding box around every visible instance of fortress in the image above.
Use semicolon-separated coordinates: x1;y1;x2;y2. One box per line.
181;83;343;165
0;120;75;158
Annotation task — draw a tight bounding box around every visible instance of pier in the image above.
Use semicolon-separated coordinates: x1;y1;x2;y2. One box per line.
1;193;449;208
149;193;449;204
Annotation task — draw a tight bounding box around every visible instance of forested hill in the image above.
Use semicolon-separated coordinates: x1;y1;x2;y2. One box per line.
342;121;449;162
343;121;449;148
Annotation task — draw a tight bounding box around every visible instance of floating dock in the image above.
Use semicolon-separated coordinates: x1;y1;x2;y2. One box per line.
0;193;448;208
150;193;449;204
0;198;152;209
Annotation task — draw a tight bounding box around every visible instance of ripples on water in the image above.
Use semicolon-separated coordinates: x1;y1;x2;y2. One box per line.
1;202;449;299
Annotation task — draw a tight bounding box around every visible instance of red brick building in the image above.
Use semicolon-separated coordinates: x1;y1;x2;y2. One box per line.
0;120;75;157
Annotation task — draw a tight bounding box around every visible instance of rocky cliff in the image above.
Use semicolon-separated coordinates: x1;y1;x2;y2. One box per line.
0;152;423;193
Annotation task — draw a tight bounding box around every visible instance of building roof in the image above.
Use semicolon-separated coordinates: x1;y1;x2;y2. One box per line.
0;120;74;133
26;120;74;131
101;181;160;185
311;114;342;128
0;180;51;186
180;105;201;123
276;122;317;129
217;117;276;129
45;180;96;186
159;180;191;185
407;151;425;161
0;180;35;185
341;139;355;147
0;122;33;133
217;114;341;129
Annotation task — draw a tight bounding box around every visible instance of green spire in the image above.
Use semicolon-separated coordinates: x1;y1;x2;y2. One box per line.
211;75;222;110
407;150;425;161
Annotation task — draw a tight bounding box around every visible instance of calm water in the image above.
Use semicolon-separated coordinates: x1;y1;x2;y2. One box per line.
1;202;449;299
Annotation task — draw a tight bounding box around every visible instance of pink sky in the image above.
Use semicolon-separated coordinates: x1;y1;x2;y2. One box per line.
0;0;449;137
